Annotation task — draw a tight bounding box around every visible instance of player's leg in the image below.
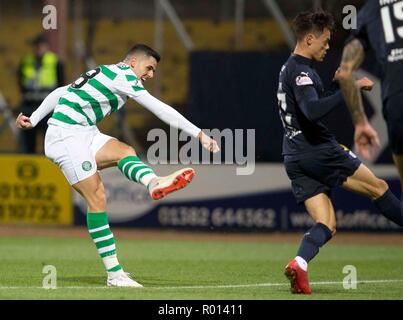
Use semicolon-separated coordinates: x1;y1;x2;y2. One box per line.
301;143;402;227
285;193;335;294
299;193;336;264
305;193;336;233
72;173;142;288
342;164;403;226
44;126;141;287
94;137;157;186
283;157;335;294
94;137;195;200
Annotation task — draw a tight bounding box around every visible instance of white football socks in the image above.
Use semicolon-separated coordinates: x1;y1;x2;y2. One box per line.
295;256;308;271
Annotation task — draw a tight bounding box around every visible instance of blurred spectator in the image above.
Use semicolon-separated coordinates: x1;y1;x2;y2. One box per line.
18;33;65;153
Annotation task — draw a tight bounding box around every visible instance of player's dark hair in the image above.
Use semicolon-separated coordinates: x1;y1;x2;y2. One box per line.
125;44;161;62
293;10;335;41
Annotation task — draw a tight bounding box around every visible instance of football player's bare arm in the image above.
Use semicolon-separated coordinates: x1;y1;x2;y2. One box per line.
336;39;380;160
337;39;367;124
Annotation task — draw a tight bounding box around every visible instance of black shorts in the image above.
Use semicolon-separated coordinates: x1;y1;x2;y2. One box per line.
284;145;361;204
383;91;403;155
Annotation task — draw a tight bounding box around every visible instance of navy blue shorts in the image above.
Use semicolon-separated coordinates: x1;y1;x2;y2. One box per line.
383;91;403;155
284;145;361;204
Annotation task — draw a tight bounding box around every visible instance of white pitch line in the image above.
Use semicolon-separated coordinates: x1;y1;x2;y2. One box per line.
0;279;403;290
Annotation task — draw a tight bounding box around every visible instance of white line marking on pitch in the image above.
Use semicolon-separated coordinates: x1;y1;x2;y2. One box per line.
1;279;403;290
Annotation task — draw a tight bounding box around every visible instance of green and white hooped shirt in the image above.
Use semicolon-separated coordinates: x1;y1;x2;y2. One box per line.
30;62;201;138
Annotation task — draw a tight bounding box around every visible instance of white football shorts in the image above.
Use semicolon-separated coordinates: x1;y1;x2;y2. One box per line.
44;124;115;185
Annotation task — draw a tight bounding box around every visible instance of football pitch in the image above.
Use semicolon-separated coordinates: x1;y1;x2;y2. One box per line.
0;230;403;300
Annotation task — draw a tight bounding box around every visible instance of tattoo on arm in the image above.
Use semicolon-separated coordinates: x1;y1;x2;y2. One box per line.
342;39;365;70
339;39;367;124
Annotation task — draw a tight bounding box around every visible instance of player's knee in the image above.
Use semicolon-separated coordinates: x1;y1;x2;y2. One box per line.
325;222;336;235
118;145;136;161
372;179;389;200
316;220;336;235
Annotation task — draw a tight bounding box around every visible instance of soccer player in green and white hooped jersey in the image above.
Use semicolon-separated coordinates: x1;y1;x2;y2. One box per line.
16;44;220;288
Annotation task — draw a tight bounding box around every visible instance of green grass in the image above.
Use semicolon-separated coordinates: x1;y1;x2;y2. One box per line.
0;236;403;299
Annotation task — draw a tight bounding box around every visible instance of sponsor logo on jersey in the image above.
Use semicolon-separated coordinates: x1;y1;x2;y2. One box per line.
388;48;403;62
295;73;314;86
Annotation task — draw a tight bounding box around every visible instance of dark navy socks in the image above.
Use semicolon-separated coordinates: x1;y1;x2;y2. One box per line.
373;189;403;227
295;189;403;269
296;223;333;263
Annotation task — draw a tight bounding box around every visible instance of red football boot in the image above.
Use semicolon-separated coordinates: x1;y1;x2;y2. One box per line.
148;168;195;200
284;258;312;294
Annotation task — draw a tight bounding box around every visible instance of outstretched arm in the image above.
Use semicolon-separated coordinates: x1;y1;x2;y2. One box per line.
115;74;219;153
16;85;69;129
337;39;380;159
134;92;220;153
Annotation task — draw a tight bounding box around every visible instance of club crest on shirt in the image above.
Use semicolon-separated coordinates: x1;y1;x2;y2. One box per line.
82;161;92;171
295;72;313;86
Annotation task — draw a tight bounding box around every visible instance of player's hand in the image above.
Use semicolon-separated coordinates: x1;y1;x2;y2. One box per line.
15;113;33;130
198;131;220;153
354;121;380;160
356;77;374;91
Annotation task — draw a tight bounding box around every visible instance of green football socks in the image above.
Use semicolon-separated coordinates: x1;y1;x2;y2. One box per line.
87;212;122;273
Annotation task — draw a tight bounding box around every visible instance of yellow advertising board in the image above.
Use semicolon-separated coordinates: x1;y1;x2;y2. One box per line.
0;155;72;225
